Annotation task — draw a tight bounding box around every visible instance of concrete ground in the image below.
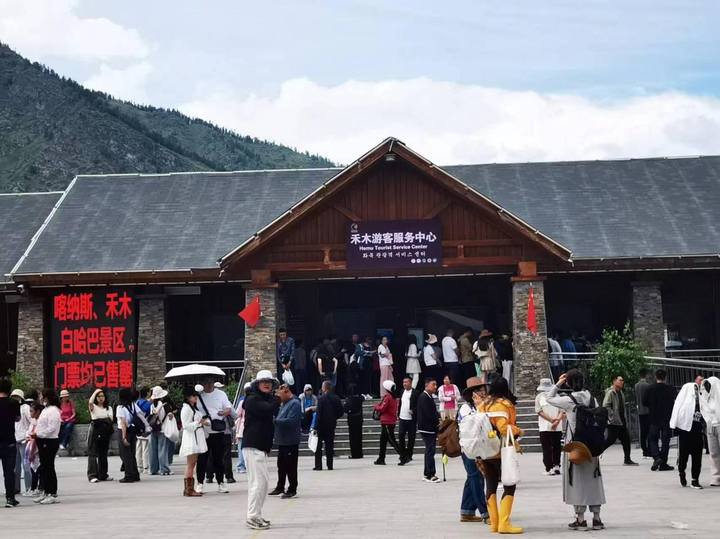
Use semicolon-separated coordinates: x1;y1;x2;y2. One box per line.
3;446;719;538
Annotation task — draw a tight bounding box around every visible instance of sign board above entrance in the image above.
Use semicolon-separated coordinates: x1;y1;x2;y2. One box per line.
347;219;442;269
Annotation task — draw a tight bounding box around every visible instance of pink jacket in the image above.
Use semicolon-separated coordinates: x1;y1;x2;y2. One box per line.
234;401;246;439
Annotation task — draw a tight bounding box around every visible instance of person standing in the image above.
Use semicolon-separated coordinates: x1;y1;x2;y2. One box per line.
441;329;460;387
277;328;296;389
477;377;523;534
374;380;403;465
34;389;62;504
635;368;652;460
457;376;490;523
438;375;460;420
458;328;475;391
11;389;31;497
243;370;280;530
206;382;236;484
417;377;440;483
196;377;236;494
359;336;376;399
535;378;564;475
344;384;365;459
474;330;497;384
268;384;302;499
671;381;705;489
495;335;514;387
602;375;638;465
293;341;308;396
147;386;171;475
643;369;676;471
0;379;20;508
398;377;419;464
235;383;251;474
405;335;422;389
87;389;114;483
58;390;75;453
317;343;338;387
179;386;208;497
116;389;142;484
699;376;720;486
312;381;343;471
546;370;606;532
547;334;563;382
423;334;441;385
378;336;394;398
135;387;152;474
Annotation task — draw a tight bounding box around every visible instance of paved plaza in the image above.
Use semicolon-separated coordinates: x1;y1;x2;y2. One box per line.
3;446;719;538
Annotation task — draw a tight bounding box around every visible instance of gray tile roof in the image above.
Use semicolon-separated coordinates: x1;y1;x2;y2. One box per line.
0;192;62;283
10;155;720;276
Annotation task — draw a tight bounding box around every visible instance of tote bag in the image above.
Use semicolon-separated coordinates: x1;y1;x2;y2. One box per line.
162;415;180;443
308;431;319;453
501;427;520;487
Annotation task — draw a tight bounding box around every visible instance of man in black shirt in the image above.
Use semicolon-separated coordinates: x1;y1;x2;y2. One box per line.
0;378;21;507
643;369;677;471
312;381;343;471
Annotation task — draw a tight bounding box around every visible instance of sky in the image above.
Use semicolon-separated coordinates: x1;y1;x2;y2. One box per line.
2;0;720;165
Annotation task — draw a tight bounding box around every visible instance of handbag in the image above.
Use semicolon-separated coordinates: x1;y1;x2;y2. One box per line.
501;427;520;486
282;369;295;386
308;431;319;453
162;415;180;443
197;393;229;433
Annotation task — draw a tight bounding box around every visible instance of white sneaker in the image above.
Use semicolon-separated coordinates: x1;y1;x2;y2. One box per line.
33;493;46;503
40;495;58;505
218;483;229;494
246;518;270;530
22;490;35;497
195;483;204;494
543;470;554;476
90;478;99;483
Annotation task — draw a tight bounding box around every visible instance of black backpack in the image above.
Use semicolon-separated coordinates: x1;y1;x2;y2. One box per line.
569;393;608;457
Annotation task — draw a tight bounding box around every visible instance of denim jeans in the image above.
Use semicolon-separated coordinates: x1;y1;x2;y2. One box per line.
149;432;170;474
15;441;31;493
59;422;74;448
461;453;488;516
236;439;246;471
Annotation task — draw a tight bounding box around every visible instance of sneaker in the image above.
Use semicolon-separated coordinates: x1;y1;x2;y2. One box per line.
691;480;703;490
33;493;46;503
5;498;19;508
237;468;247;474
543;470;554;476
658;464;674;472
312;467;322;471
281;491;297;499
624;460;639;466
227;478;236;484
651;460;659;471
21;490;36;497
268;487;285;496
195;483;204;494
59;444;66;451
568;519;588;531
260;518;271;526
553;466;561;475
217;483;229;494
373;460;386;465
40;495;58;505
592;518;605;530
90;478;99;483
642;455;652;460
246;518;270;530
679;473;687;487
428;476;440;483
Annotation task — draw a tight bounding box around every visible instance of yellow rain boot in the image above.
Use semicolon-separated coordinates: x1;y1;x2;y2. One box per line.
487;493;499;533
498;495;523;534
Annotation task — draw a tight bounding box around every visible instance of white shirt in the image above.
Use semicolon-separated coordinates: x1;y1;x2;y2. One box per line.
442;336;459;363
535;393;562;432
116;404;137;429
198;389;235;434
548;338;563;366
36;405;61;439
399;389;413;420
15;403;32;442
90;404;114;421
378;344;393;367
423;344;437;366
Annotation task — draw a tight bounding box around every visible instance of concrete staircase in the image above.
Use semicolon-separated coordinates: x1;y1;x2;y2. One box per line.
515;399;541;453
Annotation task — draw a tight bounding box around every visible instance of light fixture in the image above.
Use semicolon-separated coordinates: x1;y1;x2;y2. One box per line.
384;152;396;162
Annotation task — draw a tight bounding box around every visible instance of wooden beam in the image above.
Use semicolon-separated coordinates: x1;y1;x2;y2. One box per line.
332;203;362;222
423;199;451;219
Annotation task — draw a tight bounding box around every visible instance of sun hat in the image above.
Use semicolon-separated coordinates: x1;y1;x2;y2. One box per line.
382;380;396;392
150;386;169;400
255;370;277;383
214;381;225;388
462;376;488;400
303;384;313;391
563;441;593;464
59;389;70;398
536;378;554;392
244;382;252;391
10;389;25;400
426;334;438;345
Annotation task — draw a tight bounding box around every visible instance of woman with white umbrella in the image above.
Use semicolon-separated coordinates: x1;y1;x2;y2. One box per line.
179;386;209;496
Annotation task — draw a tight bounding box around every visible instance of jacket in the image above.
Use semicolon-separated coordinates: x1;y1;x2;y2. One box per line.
670;383;699;432
375;394;398;425
314;392;344;434
642;382;676;427
274;397;302;446
478;397;521;458
700;376;720;428
344;394;365;417
242;384;279;453
634;379;651;416
602;387;626;426
416;391;440;433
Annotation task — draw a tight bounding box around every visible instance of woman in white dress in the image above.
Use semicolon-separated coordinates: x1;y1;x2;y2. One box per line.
405;334;422;389
378;336;394;397
179;386;209;497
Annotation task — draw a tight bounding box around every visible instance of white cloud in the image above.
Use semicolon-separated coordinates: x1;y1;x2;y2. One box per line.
84;61;153;104
0;0;149;61
179;78;720;165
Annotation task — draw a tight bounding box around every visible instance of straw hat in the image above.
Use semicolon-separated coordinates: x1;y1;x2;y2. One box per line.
150;386;168;400
536;378;554;392
10;389;25;400
59;389;70;398
563;441;593;464
426;334;438;345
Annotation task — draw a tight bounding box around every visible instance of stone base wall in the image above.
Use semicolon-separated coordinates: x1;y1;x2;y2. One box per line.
511;280;549;398
16;300;45;387
243;287;281;384
632;281;664;355
136;298;167;386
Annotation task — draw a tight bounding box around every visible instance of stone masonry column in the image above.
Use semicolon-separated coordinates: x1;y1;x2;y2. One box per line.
631;281;664;355
136;297;167;386
243;285;281;384
16;299;45;387
511;262;550;398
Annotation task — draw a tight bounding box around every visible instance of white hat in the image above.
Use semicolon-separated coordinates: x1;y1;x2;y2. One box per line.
382;380;396;392
195;384;205;393
244;382;252;391
59;389;70;398
10;389;24;400
214;381;225;388
537;378;554;392
303;384;313;391
255;369;276;382
426;334;438;345
150;386;169;400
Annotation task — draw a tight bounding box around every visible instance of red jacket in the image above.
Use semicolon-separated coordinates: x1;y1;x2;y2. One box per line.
375;394;398;425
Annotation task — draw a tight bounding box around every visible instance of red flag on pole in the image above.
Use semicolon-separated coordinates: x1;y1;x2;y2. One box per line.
527;286;537;334
238;296;261;328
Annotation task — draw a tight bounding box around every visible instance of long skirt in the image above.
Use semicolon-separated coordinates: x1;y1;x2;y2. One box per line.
562;453;606;507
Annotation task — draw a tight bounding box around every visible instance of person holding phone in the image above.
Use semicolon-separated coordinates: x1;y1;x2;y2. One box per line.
196;377;236;494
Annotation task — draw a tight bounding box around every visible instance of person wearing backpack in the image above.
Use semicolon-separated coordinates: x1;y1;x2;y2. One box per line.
116;389;142;484
457;377;489;523
477;377;523;534
546;370;606;532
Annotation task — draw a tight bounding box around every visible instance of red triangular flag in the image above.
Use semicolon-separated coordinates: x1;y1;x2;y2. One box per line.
238;296;261;328
527;286;537;334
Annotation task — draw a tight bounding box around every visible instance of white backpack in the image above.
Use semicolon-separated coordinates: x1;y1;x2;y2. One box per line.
459;410;507;459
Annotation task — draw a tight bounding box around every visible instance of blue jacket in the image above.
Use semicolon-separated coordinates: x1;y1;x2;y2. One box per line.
274;397;302;446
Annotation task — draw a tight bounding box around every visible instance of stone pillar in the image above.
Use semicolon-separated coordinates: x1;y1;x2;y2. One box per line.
511;265;549;398
16;299;45;387
136;298;167;386
631;281;664;355
243;286;282;384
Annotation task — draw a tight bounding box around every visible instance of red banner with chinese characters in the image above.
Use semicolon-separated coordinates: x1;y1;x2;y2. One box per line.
50;290;137;390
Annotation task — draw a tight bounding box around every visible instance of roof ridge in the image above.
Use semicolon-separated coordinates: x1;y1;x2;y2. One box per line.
443;154;720;168
74;167;343;180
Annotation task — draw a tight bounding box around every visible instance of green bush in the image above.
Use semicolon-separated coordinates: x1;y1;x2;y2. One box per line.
72;396;92;424
590;323;647;393
8;369;34;394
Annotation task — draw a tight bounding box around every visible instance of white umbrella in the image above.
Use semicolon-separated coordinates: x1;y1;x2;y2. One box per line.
164;363;226;379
